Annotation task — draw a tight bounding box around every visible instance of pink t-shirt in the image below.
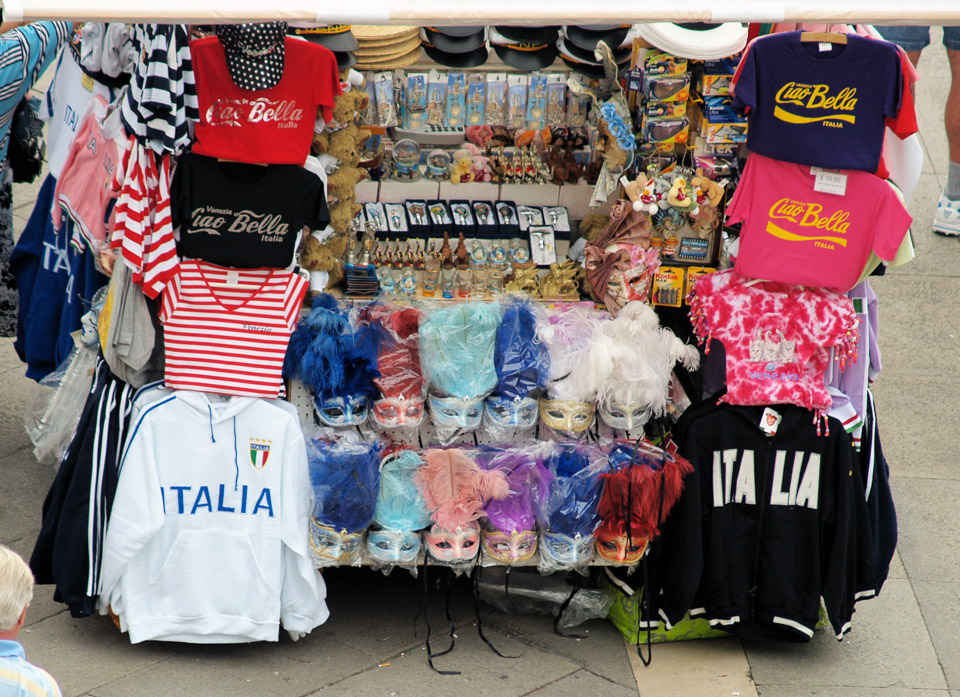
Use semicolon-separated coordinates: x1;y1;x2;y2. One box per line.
688;269;858;412
726;153;912;293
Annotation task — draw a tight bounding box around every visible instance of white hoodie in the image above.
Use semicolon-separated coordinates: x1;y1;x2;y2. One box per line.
99;391;328;643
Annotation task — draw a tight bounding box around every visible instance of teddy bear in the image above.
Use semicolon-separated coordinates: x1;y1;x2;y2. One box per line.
450;149;473;184
469;155;493;183
299;231;351;289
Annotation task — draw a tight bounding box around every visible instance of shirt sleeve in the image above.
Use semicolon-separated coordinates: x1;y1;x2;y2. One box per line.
283;272;308;331
730;40;758;112
158;264;182;325
880;44;904;120
314;46;341;123
15;21;71;93
885;48;918;139
871;184;913;261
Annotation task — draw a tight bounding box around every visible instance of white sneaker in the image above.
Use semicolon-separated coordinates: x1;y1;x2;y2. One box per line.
933;194;960;236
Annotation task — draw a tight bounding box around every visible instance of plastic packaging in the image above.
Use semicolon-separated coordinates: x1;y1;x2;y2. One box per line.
477;567;613;631
538;443;607;574
24;344;98;467
307;436;382;567
480;446;552;565
364;304;427;434
367;448;432;574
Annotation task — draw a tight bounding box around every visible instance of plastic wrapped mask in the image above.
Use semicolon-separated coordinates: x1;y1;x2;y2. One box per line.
372;395;425;428
366;528;422;564
424;522;481;564
594;527;649;564
310;521;364;564
314;395;369;427
599;401;652;431
540;531;595;567
428;394;485;429
482;528;539;563
539;398;595;432
484;394;540;428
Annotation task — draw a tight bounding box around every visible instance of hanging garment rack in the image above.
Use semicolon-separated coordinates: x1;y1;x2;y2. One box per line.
2;0;959;24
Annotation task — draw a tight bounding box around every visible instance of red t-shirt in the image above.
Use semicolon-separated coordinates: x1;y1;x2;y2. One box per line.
726;153;912;293
190;36;341;165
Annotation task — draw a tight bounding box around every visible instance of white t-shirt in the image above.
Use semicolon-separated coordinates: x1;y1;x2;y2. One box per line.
42;49;113;179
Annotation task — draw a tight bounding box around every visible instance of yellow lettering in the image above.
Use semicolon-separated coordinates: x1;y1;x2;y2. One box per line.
805;84;831;110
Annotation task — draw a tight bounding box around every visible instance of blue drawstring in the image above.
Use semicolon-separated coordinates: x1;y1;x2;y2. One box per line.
233;416;239;491
207;404;216;443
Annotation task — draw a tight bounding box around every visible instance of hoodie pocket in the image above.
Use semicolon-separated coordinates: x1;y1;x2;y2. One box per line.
149;528;277;621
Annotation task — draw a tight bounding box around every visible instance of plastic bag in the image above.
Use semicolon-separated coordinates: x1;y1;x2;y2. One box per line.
306;435;382;568
24;344;98;467
364;304;427;435
538;443;607;574
366;448;431;575
477;567;613;631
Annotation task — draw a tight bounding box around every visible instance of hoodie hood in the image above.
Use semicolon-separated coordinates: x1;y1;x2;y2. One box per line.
176;391;259;424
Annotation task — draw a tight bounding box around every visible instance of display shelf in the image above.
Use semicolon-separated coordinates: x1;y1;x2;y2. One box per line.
4;0;959;25
325;546;640;569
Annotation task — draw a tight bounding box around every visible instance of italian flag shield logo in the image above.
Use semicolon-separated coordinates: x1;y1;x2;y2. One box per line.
250;439;271;469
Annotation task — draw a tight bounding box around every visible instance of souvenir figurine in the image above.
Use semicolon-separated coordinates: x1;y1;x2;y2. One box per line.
414;449;510;566
308;440;382;566
419;302;501;440
584;302;700;432
538;443;605;570
454;231;470;270
366;305;427;430
366;449;433;567
484;298;550;434
481;449;552;564
284;295;380;428
595;442;692;564
439;231;454;269
503;266;539;295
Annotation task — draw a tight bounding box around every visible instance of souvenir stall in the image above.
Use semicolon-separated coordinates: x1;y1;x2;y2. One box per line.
13;0;944;669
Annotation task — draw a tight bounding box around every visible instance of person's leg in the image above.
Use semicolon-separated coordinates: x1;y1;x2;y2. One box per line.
933;29;960;234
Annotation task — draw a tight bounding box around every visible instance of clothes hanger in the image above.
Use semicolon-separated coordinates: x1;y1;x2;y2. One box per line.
799;31;848;45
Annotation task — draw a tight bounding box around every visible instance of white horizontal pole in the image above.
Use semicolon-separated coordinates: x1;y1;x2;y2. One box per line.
3;0;960;25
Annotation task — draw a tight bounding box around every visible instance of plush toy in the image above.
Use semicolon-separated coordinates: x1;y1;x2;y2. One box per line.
623;173;662;215
469;155;493;183
450;149;473;184
299;231;350;288
561;144;582;184
666;175;697;214
547;143;569;186
465;124;493;150
692;170;724;208
578;213;609;244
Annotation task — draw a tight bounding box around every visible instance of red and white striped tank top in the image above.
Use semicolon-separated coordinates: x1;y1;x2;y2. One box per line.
159;260;307;397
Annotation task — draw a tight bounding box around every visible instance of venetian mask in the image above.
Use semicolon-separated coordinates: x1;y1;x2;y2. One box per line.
366;528;422;565
594;527;649;564
424;522;481;564
484;395;540;428
310;521;364;564
599;402;653;431
314;395;369;428
539;398;595;433
428;394;485;429
482;528;539;563
540;531;596;567
372;395;425;428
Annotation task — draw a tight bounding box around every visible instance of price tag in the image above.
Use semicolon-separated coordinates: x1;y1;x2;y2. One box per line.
813;169;847;196
760;407;782;437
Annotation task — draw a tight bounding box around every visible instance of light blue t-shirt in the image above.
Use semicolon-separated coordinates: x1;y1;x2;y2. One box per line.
0;639;61;697
0;21;70;162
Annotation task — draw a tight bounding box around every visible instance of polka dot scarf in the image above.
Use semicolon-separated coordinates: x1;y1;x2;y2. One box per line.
215;22;287;91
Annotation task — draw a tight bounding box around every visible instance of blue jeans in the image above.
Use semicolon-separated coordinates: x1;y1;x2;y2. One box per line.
876;25;960;52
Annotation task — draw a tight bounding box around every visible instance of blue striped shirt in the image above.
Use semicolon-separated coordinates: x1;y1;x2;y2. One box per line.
0;21;70;162
0;640;61;697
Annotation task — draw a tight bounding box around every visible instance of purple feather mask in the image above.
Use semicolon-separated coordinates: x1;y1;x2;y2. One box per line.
481;448;553;564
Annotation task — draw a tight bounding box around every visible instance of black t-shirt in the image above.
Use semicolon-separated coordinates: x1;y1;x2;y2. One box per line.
171;153;329;268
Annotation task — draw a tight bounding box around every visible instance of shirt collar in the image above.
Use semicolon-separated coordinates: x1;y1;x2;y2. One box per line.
0;640;25;659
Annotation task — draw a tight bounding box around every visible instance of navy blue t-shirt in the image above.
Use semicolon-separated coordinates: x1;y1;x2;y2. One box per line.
733;32;902;172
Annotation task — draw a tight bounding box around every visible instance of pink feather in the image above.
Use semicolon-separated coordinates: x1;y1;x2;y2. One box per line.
415;450;507;531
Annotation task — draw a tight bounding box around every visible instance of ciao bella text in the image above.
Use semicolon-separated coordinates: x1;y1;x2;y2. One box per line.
190;206;288;243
